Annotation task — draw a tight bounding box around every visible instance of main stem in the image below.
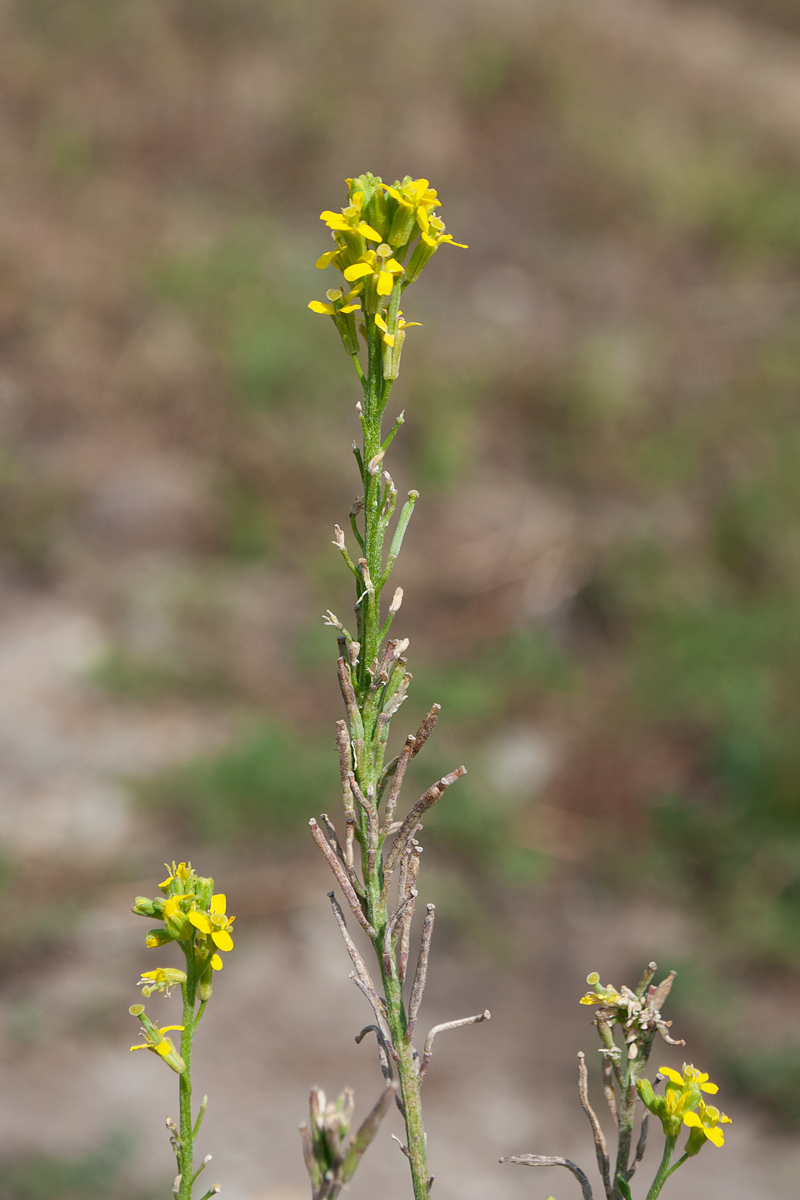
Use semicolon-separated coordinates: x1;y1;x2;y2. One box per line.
352;310;430;1200
178;954;197;1200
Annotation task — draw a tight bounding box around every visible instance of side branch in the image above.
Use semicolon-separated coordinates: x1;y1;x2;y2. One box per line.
578;1051;611;1199
419;1010;490;1078
407;903;435;1038
500;1156;594;1200
309;819;376;937
384;766;466;874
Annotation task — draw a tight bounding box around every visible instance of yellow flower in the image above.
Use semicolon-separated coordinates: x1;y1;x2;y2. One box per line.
320;198;382;243
308;286;362;317
159;861;192;891
374;310;421;349
344;244;404;303
308;287;363;355
638;1063;727;1146
404;214;467;284
129;1004;186;1074
383;177;440;247
684;1099;732;1150
188;893;235;968
659;1064;718;1095
579;971;626;1007
138;967;187;998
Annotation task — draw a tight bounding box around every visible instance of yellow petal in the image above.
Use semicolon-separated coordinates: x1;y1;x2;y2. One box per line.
706;1127;725;1147
659;1067;684;1085
130;1043;149;1052
316;251;339;269
683;1112;702;1129
339;303;361;313
343;263;373;282
159;874;173;889
161;1025;185;1034
212;929;234;952
386;259;404;273
377;271;394;296
374;313;388;332
357;223;382;242
382;332;395;347
210;894;226;914
416;207;430;233
211;954;223;970
701;1082;719;1094
308;301;336;314
188;911;212;934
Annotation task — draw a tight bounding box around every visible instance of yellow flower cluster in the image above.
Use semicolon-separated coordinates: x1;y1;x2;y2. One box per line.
309;173;466;370
638;1065;732;1152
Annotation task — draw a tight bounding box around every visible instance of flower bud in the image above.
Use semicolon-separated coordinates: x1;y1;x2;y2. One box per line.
145;928;175;949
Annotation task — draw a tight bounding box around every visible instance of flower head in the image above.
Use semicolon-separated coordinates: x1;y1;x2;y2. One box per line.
638;1064;729;1150
312;174;466;341
134;862;234;975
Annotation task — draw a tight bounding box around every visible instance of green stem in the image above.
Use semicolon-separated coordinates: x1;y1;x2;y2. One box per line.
342;313;430;1200
645;1135;677;1200
178;952;198;1200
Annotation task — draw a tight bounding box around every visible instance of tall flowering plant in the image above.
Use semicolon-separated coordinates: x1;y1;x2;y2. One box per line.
304;174;487;1200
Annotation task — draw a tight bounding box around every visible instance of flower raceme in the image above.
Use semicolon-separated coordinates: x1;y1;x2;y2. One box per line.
309;173;466;362
132;861;236;973
637;1065;731;1150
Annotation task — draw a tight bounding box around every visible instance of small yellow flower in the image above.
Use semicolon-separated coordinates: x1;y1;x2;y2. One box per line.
188;893;235;967
344;245;404;301
374;310;421;349
579;972;625;1007
129;1004;186;1074
159;861;192;891
659;1064;718;1095
319;199;382;243
308;286;363;317
308;287;363;355
138;967;187;998
684;1099;732;1149
383;177;440;247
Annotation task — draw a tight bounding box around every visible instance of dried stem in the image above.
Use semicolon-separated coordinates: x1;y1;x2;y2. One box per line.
501;1156;594;1200
420;1011;491;1078
578;1051;611;1199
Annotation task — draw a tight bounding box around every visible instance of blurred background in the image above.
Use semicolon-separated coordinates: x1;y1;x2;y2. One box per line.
1;0;800;1197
